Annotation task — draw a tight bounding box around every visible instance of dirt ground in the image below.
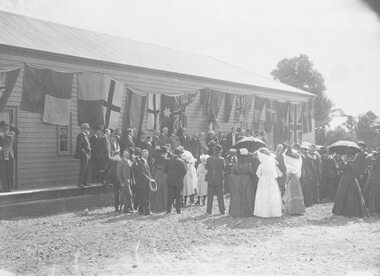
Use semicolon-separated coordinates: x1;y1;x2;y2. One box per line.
0;199;379;276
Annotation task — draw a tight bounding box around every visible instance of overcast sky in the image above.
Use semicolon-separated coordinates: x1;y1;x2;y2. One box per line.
1;0;380;120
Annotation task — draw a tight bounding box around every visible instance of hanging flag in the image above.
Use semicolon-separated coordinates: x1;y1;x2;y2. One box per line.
123;88;146;134
0;68;20;113
160;95;186;131
78;73;123;129
147;94;161;130
274;101;289;145
289;103;303;145
264;99;276;133
253;96;266;129
78;72;107;128
244;95;254;117
21;64;46;113
302;101;313;133
235;95;246;122
223;93;234;122
42;68;73;125
199;88;224;128
104;79;124;130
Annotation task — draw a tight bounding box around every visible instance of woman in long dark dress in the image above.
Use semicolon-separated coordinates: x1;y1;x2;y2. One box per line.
229;148;255;218
150;147;168;212
332;153;367;218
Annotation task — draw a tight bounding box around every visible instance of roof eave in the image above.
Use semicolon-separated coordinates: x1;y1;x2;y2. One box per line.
0;44;314;99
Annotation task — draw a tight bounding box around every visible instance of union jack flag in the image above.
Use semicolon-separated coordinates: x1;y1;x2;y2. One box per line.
288;103;303;145
160;95;188;131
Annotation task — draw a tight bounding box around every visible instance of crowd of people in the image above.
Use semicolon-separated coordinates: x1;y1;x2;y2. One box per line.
74;123;380;218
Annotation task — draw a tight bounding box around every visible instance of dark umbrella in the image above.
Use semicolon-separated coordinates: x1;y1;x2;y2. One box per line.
328;140;361;155
233;136;266;152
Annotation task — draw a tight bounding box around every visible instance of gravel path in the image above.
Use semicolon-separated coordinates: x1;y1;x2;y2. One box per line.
1;200;379;275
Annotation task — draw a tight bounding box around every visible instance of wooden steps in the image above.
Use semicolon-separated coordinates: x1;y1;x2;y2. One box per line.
0;184;114;219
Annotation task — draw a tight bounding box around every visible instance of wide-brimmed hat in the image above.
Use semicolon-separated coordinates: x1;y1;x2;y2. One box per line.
301;142;311;150
238;148;249;156
200;154;210;163
229;148;237;154
357;141;366;147
173;147;183;156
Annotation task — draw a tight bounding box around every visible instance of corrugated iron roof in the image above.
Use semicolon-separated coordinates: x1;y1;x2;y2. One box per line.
0;10;313;97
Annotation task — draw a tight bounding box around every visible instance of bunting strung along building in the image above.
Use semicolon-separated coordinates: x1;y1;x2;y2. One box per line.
0;11;314;191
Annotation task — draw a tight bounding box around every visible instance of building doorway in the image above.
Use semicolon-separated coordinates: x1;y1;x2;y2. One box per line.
0;107;18;191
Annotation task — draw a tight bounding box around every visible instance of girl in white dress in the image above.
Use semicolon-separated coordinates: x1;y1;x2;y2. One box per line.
196;154;209;205
181;150;198;205
254;147;283;218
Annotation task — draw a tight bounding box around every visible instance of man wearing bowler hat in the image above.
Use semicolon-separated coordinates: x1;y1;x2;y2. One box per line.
74;123;92;187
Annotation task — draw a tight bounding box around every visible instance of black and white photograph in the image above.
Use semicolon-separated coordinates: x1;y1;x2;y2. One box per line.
0;0;380;275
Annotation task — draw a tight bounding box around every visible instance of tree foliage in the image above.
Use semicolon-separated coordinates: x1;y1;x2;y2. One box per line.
325;126;354;145
356;111;378;148
271;54;333;125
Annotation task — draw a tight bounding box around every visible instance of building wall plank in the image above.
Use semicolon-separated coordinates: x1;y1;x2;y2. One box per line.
0;52;314;190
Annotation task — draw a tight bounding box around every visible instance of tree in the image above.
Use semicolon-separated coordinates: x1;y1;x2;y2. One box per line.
356;111;378;148
271;54;333;144
325;126;354;145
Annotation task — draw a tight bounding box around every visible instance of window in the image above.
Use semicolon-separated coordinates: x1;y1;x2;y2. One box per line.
57;114;72;155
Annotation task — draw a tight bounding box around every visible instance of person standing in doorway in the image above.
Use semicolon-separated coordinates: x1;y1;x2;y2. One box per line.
74;123;92;187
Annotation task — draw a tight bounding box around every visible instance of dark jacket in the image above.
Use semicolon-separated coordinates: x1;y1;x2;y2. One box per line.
133;158;151;188
74;132;91;159
226;132;237;149
165;155;187;188
159;133;170;146
354;151;368;178
206;155;225;185
91;136;109;160
180;135;192;151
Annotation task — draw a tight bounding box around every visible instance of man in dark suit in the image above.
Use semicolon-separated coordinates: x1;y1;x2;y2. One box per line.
74;123;92;187
152;130;161;149
165;147;187;214
133;149;155;215
159;127;170;146
90;129;110;184
120;128;135;156
0;122;7;192
179;128;192;151
226;127;238;151
206;144;226;214
0;122;19;192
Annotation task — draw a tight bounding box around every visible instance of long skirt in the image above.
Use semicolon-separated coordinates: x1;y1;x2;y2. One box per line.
150;169;168;212
283;174;305;215
332;174;367;218
229;175;254;218
301;177;314;207
254;175;282;218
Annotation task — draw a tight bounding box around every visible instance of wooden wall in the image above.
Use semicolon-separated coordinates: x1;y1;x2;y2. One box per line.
0;51;313;190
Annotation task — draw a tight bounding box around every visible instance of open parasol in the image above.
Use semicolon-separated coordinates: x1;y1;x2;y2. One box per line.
328;140;361;155
233;136;266;152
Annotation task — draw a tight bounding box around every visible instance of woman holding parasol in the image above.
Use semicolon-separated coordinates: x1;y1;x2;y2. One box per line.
329;141;368;217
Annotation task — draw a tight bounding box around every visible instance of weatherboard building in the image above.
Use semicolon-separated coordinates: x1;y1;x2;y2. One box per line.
0;11;314;193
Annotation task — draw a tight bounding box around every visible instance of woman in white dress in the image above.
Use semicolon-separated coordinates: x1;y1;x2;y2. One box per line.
196;154;209;205
181;150;198;205
254;147;283;218
283;147;306;215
